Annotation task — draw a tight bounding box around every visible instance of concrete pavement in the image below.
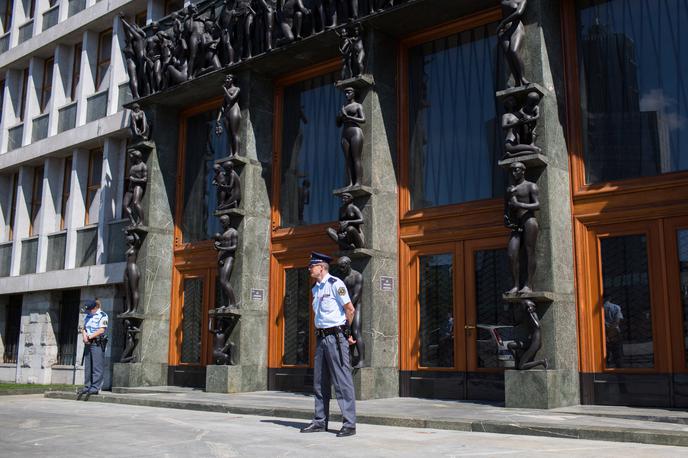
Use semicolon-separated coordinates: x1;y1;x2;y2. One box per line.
2;395;688;457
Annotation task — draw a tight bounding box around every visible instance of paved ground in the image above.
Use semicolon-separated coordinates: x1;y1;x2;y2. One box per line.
1;395;687;457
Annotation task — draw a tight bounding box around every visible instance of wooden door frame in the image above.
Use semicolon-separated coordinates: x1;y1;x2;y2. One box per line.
662;216;688;373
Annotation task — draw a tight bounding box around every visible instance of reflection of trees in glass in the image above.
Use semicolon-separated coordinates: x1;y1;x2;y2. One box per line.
182;109;228;243
280;72;342;227
600;235;654;368
283;268;311;366
408;22;502;210
419;254;453;368
578;0;688;183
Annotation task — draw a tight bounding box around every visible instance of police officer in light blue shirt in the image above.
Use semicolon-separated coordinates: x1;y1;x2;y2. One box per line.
300;252;357;437
78;299;108;399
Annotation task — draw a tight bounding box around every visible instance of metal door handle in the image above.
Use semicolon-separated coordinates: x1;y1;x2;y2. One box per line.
464;325;476;330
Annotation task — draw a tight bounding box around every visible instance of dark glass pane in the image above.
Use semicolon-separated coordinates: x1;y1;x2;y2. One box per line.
474;249;515;368
181;278;203;364
600;234;654;368
408;22;503;209
280;72;342;227
282;268;311;365
419;254;454;368
3;295;22;364
577;0;688;183
57;290;80;365
182;109;228;243
677;230;688;367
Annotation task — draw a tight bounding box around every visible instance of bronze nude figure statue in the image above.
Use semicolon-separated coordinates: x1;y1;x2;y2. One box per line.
507;299;547;369
336;256;365;368
120;318;141;363
327;193;364;250
123;149;148;228
504;162;539;294
336;87;365;188
129;103;150;142
278;0;310;45
216;74;242;157
211;316;237;365
214;215;238;309
502;94;541;158
212;160;241;210
123;230;142;315
498;0;529;87
338;25;366;80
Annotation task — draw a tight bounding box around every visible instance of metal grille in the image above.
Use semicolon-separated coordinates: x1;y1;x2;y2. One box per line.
282;268;311;366
600;234;654;368
408;22;503;210
3;296;22;364
56;290;80;366
419;254;454;368
180;278;203;364
677;230;688;367
474;249;515;368
280;71;342;227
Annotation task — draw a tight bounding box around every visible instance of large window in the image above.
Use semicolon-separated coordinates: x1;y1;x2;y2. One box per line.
279;71;342;227
56;290;80;365
85;149;102;225
577;0;688;184
180;108;227;244
29;165;43;236
40;57;53;113
2;295;22;364
407;21;503;210
95;29;112;91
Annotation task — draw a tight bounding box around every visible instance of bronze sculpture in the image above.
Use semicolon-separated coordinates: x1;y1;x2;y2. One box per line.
232;0;256;60
504;162;539;294
507;299;547;369
122;230;142;315
257;0;277;52
212;160;241;210
336;256;365;368
327;193;364;250
120;318;141;363
278;0;310;44
123;149;148;228
498;0;529;87
214;215;238;309
343;0;358;21
129;103;150;142
216;74;242;157
338;25;366;80
210;316;237;365
336;87;365;188
120;13;147;97
144;22;165;93
374;0;394;12
502;94;541;158
216;0;236;66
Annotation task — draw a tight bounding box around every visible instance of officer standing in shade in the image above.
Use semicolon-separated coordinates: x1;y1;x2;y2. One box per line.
77;299;109;399
300;252;357;437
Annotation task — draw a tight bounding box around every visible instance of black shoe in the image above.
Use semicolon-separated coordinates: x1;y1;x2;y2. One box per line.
337;426;356;437
300;423;326;433
76;388;88;400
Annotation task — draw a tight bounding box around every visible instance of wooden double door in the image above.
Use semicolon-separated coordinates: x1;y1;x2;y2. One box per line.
400;236;513;401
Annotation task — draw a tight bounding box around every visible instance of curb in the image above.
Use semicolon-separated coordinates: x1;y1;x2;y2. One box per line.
44;391;688;447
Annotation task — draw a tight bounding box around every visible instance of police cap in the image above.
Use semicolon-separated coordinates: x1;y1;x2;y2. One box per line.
84;300;98;310
308;252;332;266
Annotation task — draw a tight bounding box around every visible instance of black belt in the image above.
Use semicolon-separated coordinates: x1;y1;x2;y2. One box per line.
315;326;347;338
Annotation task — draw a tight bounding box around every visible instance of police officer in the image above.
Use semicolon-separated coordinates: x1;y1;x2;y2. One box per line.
77;299;109;399
300;252;357;437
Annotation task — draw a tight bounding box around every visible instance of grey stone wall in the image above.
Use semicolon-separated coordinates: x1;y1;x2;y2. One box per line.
15;292;59;385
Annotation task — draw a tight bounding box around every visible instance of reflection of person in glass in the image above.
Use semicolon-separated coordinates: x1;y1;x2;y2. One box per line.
603;294;624;368
438;311;454;367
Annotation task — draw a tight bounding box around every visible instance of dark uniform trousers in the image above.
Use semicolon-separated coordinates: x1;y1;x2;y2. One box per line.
313;333;356;429
84;343;106;393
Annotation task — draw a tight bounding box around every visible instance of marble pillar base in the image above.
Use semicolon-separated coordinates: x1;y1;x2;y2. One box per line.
205;365;243;393
113;363;142;387
353;366;399;400
505;369;580;409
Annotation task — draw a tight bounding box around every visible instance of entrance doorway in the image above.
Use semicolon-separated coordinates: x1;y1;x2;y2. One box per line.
400;236;513;401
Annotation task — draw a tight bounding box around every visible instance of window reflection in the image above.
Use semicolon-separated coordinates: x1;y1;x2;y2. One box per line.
600;235;654;368
182;109;229;243
419;254;454;368
280;72;343;227
677;230;688;367
283;268;311;365
408;22;503;210
577;0;688;184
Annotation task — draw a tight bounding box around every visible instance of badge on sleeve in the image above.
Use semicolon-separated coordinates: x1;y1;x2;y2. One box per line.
338;287;346;296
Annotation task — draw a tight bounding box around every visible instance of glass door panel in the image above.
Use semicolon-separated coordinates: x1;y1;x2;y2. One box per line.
180;277;204;364
418;253;455;368
678;230;688;367
283;267;311;366
599;234;654;369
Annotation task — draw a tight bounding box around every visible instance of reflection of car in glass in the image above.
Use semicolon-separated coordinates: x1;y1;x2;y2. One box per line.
476;325;516;368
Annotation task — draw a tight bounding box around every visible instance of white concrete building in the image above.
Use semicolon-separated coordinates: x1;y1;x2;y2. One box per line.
0;0;178;387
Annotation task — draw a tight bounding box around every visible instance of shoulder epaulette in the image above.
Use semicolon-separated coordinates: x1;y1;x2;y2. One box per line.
327;277;338;284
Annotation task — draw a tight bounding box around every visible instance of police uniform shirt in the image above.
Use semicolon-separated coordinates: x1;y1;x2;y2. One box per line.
84;310;109;337
312;273;351;329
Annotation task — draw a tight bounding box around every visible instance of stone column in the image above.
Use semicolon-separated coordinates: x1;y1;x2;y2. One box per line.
15;292;59;385
331;28;399;400
206;71;272;393
503;0;579;409
113;105;178;387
